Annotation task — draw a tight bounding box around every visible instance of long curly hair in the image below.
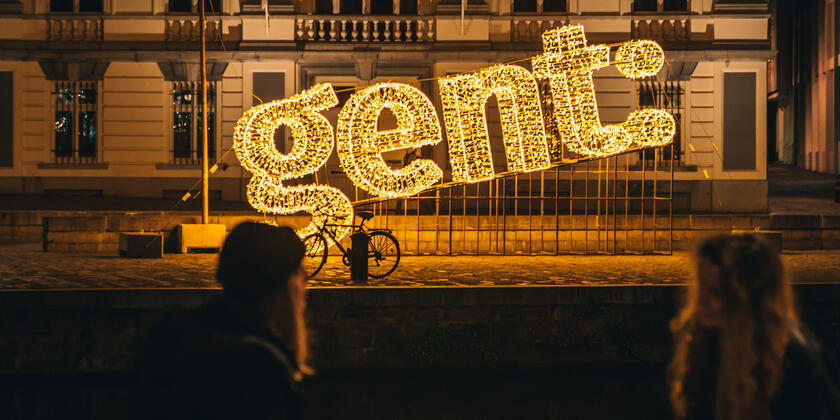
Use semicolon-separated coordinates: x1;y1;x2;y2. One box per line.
668;234;798;420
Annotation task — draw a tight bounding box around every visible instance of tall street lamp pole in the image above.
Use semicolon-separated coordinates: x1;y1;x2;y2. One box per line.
199;0;209;224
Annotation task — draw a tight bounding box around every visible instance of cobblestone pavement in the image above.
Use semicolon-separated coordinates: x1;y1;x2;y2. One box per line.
1;243;839;290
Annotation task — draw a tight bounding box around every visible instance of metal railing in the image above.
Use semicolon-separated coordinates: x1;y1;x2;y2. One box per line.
330;146;675;256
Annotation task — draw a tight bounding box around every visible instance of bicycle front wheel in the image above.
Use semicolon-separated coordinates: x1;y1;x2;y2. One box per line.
367;231;400;278
302;233;327;278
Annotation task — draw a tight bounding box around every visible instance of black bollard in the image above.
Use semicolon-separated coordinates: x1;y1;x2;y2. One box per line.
350;231;369;284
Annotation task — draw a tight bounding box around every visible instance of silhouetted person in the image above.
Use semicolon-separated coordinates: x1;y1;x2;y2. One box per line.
139;222;312;420
668;234;840;420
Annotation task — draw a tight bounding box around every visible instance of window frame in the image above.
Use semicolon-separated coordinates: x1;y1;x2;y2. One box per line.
166;0;223;15
168;81;219;166
50;80;102;164
512;0;568;14
49;0;104;14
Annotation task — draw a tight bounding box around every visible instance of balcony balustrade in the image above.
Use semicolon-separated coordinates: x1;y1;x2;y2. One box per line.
165;18;223;42
631;18;690;42
47;18;102;41
511;17;568;42
295;16;435;42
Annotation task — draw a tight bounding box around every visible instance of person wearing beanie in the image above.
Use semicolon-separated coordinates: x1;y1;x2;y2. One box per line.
138;222;311;420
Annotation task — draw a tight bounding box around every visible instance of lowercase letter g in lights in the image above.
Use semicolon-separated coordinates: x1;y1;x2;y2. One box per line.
439;65;551;183
233;83;353;246
337;83;443;198
532;25;675;157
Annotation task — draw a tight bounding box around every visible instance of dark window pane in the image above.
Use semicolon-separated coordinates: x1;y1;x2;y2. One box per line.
169;0;192;12
55;111;73;157
372;0;392;14
197;111;216;159
400;0;417;14
663;0;687;11
55;89;74;104
79;0;103;12
50;0;73;12
514;0;537;12
206;85;216;106
340;0;362;14
173;112;192;159
315;0;332;14
173;89;193;105
78;111;96;157
544;0;566;12
203;0;221;13
634;0;658;11
78;89;97;105
0;72;11;167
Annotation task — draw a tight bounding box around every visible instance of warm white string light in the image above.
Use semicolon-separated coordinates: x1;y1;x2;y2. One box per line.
336;83;443;198
439;64;551;183
234;83;353;246
532;25;675;157
231;26;677;231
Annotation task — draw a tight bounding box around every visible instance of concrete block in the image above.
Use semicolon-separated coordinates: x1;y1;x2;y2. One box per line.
119;233;163;258
108;216;163;233
772;215;822;230
822;215;840;229
177;224;226;253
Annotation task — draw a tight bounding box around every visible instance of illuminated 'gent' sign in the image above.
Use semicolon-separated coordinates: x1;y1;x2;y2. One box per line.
233;25;675;242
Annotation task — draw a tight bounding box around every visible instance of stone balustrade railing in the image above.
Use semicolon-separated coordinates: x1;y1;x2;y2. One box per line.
511;17;569;42
165;19;223;42
295;16;435;42
632;18;690;41
46;18;102;41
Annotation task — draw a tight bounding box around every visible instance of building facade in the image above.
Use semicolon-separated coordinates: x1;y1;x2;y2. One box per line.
0;0;770;212
768;0;839;176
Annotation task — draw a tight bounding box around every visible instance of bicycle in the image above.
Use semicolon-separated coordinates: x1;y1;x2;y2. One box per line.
302;210;400;279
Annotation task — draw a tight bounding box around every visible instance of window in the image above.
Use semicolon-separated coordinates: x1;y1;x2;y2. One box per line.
514;0;565;13
315;0;332;14
634;0;688;12
53;81;98;163
168;0;221;13
252;72;287;153
400;0;417;14
50;0;103;13
663;0;688;11
0;72;11;167
171;82;216;165
340;0;362;14
169;0;192;13
514;0;537;12
371;1;392;14
637;80;685;165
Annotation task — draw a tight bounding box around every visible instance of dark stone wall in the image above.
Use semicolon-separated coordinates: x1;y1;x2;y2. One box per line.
1;285;839;419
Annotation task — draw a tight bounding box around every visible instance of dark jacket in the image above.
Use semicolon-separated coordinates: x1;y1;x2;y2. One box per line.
685;326;839;420
138;297;302;420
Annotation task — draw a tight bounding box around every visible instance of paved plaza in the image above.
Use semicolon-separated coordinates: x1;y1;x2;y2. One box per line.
1;243;839;289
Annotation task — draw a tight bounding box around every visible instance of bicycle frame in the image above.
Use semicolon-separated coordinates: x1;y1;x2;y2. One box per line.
318;215;391;257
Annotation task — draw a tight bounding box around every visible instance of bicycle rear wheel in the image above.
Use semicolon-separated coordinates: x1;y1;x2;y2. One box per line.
302;233;327;278
367;231;400;278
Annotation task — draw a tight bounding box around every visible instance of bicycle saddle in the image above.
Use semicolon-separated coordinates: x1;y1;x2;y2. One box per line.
357;211;374;221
